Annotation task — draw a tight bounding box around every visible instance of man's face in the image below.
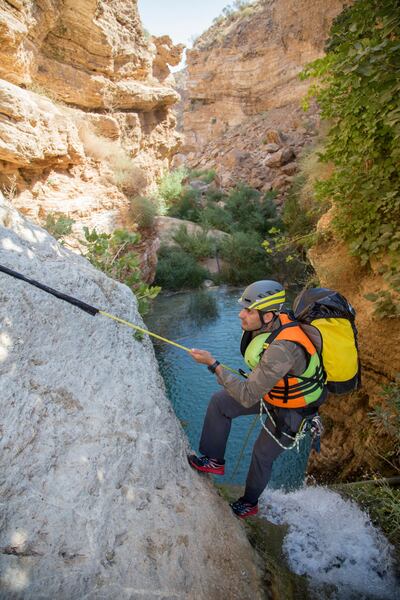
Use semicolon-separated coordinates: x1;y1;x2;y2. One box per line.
239;308;273;331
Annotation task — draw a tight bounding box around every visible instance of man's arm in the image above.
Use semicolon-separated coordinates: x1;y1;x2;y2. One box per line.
190;342;306;408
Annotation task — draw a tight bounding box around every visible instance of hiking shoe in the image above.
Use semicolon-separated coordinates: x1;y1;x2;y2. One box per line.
229;497;258;519
188;454;225;475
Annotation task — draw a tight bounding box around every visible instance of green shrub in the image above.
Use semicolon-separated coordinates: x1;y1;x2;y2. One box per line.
199;204;234;233
155;246;208;290
203;169;217;184
205;188;225;203
168;187;201;221
225;185;280;236
82;228;160;315
45;213;74;240
219;231;268;285
301;0;400;316
173;225;214;260
129;196;158;229
158;167;188;208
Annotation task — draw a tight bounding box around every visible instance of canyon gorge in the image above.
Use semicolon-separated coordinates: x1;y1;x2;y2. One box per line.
1;0;399;597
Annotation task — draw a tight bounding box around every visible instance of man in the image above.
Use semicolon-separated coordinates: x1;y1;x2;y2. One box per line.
188;280;327;518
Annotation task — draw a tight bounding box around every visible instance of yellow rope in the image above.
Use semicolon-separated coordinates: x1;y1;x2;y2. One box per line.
98;310;241;376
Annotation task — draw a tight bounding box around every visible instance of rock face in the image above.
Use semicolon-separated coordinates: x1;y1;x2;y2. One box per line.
155;215;229;247
179;0;345;196
0;194;264;599
0;0;182;243
307;212;400;481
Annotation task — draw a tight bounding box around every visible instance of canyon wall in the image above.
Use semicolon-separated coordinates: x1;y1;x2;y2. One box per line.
0;0;183;248
180;0;346;196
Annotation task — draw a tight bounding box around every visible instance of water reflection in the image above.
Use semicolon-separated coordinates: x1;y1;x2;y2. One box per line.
187;290;219;325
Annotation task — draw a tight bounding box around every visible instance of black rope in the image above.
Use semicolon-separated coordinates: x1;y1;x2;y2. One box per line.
0;264;99;316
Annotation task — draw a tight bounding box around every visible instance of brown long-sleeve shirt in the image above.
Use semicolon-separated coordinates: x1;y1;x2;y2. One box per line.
216;338;308;409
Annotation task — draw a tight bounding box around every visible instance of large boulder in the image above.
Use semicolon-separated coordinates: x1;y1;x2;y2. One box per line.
154;216;229;247
0;197;263;599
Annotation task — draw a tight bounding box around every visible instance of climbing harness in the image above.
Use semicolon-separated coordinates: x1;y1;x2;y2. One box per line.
0;264;241;376
230;402;323;481
259;399;324;452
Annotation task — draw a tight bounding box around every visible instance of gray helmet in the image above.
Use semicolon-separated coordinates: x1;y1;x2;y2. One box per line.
238;280;285;313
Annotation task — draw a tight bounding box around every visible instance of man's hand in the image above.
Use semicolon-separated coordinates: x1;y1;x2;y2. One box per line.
189;349;215;366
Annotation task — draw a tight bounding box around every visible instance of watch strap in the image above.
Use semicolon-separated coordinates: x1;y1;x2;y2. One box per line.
208;360;220;374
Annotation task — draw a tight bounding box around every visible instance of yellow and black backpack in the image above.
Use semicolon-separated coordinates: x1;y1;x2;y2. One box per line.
293;288;361;395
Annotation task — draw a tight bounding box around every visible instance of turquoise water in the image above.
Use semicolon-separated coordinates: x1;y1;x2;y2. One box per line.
145;287;311;486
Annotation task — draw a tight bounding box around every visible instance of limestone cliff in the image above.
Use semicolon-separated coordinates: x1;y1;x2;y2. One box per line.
0;0;183;250
179;0;346;195
0;193;265;599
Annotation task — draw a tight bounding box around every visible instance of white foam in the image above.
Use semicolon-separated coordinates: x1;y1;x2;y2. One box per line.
259;486;399;599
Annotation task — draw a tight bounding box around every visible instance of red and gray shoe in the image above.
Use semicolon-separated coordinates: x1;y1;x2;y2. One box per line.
188;454;225;475
229;497;258;519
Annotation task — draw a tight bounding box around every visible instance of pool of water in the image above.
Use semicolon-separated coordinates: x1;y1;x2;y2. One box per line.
145;287;311;486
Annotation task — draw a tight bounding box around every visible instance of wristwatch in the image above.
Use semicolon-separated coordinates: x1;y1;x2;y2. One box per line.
208;360;220;374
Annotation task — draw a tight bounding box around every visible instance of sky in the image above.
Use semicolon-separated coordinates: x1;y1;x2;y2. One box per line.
137;0;231;48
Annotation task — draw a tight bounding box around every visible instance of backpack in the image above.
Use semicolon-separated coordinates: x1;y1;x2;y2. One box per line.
292;288;361;395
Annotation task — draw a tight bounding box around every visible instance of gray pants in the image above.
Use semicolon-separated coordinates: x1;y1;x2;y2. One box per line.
199;390;305;504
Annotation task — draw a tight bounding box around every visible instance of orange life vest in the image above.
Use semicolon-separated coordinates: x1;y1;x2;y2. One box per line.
242;313;326;409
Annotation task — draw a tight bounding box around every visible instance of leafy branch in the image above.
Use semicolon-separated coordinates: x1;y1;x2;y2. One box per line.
82;228;160;316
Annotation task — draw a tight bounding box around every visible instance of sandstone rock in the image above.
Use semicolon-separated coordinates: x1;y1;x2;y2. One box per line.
263;143;280;153
35;64;180;110
223;149;251;169
272;174;290;190
0;80;84;168
264;129;282;146
281;147;296;165
281;162;298;176
154;216;229;247
180;0;347;200
0;0;183;259
85;114;121;140
0;196;264;599
265;149;284;168
184;0;345;149
152;35;185;82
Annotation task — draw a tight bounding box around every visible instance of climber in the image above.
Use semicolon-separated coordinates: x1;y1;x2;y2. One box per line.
188;280;327;518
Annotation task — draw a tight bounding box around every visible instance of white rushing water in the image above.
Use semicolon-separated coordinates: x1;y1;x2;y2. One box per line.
259;486;399;599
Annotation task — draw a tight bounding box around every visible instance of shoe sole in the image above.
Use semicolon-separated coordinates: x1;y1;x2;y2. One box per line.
237;508;258;519
230;506;259;518
188;458;225;476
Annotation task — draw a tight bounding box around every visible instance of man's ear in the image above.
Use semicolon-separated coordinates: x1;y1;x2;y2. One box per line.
262;312;274;324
